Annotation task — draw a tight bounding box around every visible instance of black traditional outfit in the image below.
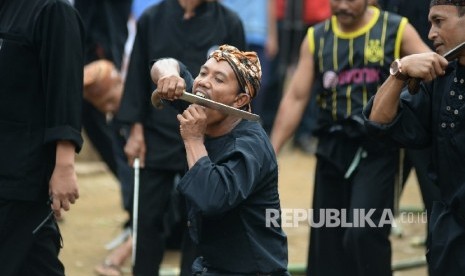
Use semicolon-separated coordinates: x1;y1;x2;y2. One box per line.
306;6;405;276
115;1;245;274
364;60;465;275
0;0;84;274
172;45;289;274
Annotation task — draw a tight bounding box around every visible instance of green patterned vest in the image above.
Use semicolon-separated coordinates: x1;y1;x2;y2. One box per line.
309;6;407;131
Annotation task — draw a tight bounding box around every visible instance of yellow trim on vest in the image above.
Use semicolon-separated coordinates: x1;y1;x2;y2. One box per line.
333;33;338;70
346;85;352;116
349;39;354;67
380;12;389;66
364;31;370;65
319;37;325;72
332;32;338;120
395;17;408;59
308;27;315;54
332;6;380;39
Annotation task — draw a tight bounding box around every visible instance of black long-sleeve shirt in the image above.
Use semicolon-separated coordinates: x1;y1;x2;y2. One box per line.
363;61;465;206
116;0;245;170
172;64;289;274
178;121;289;273
0;0;84;202
74;0;132;69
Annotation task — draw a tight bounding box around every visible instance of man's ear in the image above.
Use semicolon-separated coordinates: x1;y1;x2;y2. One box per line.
234;93;251;109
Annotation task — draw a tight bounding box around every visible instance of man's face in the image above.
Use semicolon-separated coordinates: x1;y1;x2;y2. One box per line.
330;0;369;28
428;5;465;55
192;58;244;126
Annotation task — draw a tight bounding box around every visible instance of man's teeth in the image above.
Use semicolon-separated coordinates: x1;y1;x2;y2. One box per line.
195;92;206;98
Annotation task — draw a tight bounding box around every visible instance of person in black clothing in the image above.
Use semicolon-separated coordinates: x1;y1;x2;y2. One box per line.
376;0;441;247
74;2;139;274
75;0;132;70
74;2;136;275
151;44;289;275
364;2;465;275
74;0;133;215
115;0;245;275
0;0;84;275
270;1;430;275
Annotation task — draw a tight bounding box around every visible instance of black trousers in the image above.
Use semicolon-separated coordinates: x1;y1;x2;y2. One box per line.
427;201;465;276
0;200;64;276
132;168;197;276
307;149;397;276
403;148;441;219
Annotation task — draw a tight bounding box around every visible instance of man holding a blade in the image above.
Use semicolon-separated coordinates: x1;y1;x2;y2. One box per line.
151;44;290;275
364;1;465;275
114;1;246;274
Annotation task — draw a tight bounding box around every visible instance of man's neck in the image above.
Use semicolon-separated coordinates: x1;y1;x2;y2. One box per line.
206;117;242;138
337;6;374;33
178;0;205;20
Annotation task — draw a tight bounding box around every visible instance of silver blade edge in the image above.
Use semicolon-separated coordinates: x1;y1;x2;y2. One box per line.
444;41;465;61
180;92;260;121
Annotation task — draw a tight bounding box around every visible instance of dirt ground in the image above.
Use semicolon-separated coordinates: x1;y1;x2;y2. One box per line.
60;138;429;276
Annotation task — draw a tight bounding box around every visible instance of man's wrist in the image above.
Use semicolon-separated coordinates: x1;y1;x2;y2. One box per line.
390;59;409;81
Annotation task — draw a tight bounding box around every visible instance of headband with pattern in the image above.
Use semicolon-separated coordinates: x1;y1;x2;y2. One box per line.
208;45;261;100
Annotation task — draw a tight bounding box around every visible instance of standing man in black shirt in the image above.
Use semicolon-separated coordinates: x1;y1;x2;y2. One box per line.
0;0;84;275
376;1;441;251
115;0;245;275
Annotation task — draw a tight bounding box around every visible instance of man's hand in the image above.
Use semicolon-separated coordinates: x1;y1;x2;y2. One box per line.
177;104;207;142
150;58;185;107
155;75;186;101
401;52;448;81
177;104;208;169
49;141;79;219
124;123;146;168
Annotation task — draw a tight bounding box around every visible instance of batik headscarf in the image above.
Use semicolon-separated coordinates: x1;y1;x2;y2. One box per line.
208;45;262;102
430;0;465;6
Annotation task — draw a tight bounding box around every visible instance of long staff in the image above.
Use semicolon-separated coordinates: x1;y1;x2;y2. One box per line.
131;158;140;266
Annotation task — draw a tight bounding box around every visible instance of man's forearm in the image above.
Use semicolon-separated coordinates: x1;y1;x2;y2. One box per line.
271;95;307;154
150;58;180;83
184;139;208;169
56;140;76;166
369;76;405;124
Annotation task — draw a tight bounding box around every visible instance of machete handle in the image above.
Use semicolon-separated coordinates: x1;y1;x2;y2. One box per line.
407;78;422;95
151;90;164;109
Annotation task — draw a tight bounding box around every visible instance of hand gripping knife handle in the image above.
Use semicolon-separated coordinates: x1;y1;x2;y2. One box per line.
408;41;465;94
